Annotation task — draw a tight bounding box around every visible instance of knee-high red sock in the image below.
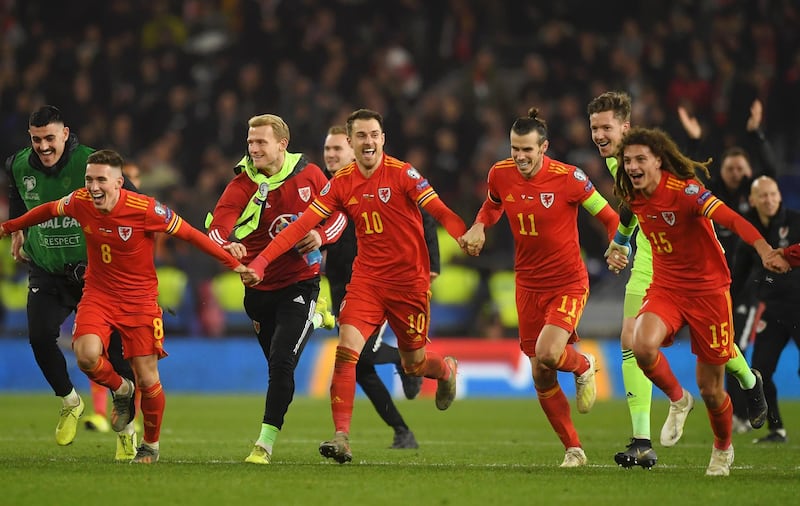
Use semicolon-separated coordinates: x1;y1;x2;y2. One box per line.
537;383;580;449
331;346;359;434
81;356;124;392
415;351;449;380
555;345;589;375
90;380;108;417
140;381;165;444
708;394;733;450
637;351;683;401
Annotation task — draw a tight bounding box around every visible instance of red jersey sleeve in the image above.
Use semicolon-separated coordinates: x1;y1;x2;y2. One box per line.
401;163;466;240
1;200;59;233
249;210;324;277
316;210;347;245
474;197;504;227
474;165;505;227
308;168;347;245
592;203;620;240
784;244;800;267
147;200;242;271
207;178;252;246
422;197;467;240
707;203;764;246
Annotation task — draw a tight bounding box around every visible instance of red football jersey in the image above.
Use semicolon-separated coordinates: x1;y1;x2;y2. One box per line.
482;156;598;291
58;189;235;311
309;154;435;291
629;175;730;293
208;163;346;291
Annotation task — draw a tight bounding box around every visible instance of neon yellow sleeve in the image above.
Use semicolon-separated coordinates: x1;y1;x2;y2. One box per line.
581;190;610;216
605;156;638;237
605;156;619;178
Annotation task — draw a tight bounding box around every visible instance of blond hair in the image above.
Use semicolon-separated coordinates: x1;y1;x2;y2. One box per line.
248;114;290;143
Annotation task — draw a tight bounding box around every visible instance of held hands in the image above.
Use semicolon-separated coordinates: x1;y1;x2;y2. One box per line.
754;239;789;273
240;256;268;287
223;242;247;260
459;223;485;256
763;247;791;274
605;243;629;274
604;231;631;275
236;264;262;287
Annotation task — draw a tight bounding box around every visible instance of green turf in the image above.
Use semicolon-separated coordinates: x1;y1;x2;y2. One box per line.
1;394;797;505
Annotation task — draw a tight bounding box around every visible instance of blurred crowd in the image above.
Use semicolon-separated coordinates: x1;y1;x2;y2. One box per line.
1;0;799;335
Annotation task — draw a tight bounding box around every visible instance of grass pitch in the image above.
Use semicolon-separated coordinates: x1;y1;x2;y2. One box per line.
1;394;797;506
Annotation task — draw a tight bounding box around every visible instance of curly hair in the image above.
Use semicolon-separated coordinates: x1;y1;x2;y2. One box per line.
614;127;711;203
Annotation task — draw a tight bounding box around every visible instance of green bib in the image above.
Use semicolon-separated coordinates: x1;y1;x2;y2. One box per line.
11;145;94;273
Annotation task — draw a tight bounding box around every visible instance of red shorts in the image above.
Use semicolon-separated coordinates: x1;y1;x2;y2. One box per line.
339;282;430;352
74;297;168;360
517;283;587;357
639;287;734;365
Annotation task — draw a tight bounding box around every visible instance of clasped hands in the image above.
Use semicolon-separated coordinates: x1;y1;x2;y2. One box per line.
223;242;261;286
763;248;791;274
224;228;324;288
605;241;630;275
458;224;485;257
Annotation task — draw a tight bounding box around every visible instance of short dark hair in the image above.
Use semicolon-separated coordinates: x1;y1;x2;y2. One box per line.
721;146;749;163
29;105;65;128
511;107;548;145
346;109;383;137
87;149;124;170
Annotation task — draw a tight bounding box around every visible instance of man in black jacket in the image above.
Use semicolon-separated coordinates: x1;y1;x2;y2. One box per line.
731;176;800;444
321;125;441;449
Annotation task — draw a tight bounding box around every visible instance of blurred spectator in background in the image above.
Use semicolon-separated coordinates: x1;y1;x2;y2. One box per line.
1;0;799;337
730;176;800;444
